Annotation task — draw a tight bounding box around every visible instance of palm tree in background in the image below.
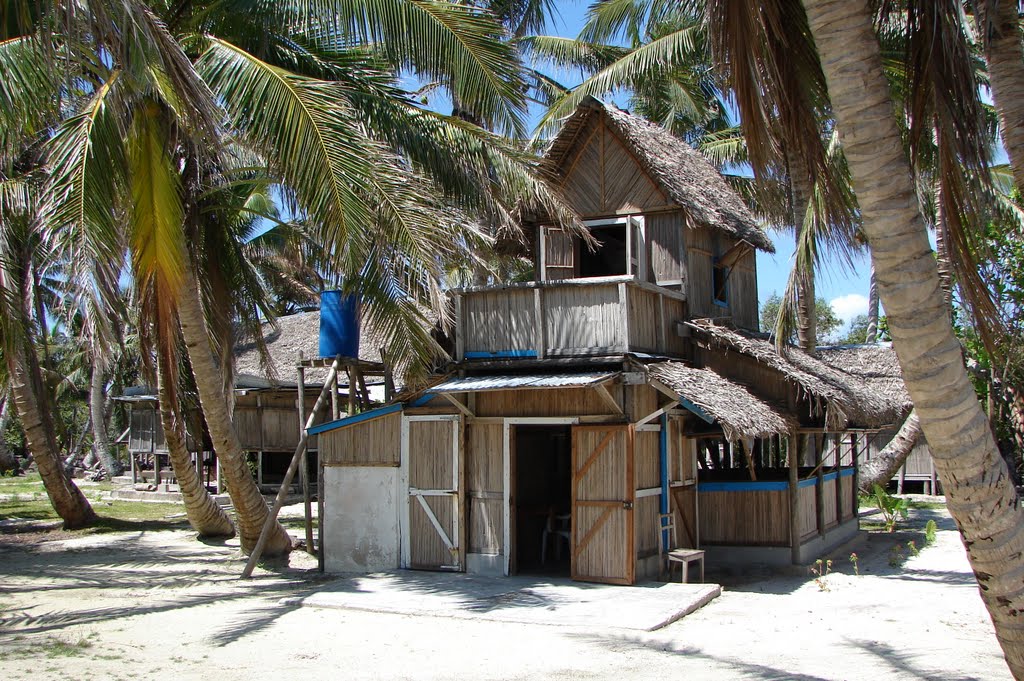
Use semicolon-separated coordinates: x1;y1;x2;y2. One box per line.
1;0;576;551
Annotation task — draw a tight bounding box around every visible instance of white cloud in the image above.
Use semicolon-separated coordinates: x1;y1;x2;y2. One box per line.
830;293;869;323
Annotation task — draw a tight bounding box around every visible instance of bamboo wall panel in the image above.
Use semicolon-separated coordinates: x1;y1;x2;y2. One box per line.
544;284;623;352
648;211;685;285
635;431;660;489
572;426;634;583
699;490;789;545
626;286;660;352
409;421;454;489
462;289;535;354
410;495;456;568
634;495;661;558
600;124;666;212
798;485;817;539
663;297;688;356
561;125;604;216
262;409;300;451
688;248;714;317
545;228;577;280
466;424;504;554
839;474;855;521
671;423;695;482
320;412;401;466
821;478;838;527
474;387;613;418
233;408;263;450
730;252;759;331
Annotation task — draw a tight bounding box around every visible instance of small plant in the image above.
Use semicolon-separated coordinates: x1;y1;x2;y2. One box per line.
888;543;906;567
924;519;938;544
907;540;919;556
872;484;909;532
849;552;859;576
810;558;833;591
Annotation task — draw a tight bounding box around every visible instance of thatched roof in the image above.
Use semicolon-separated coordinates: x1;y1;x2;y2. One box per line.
234;310;391;388
688;320;911;430
544;97;774;253
649;362;793;442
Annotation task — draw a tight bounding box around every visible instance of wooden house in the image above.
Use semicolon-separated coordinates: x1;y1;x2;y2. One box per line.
312;98;913;583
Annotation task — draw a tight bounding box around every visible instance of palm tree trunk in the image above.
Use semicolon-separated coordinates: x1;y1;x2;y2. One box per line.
89;361;122;479
176;265;292;555
155;344;235;538
858;411;923;492
0;400;18;474
802;0;1024;676
980;0;1024;194
866;264;879;343
789;150;816;351
7;343;95;529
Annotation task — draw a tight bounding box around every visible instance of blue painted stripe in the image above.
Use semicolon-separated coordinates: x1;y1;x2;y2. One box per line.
822;471;838;483
797;477;818;488
307;403;402;435
699;481;790;492
677;397;714;424
464;350;538;359
839;467;856;478
659;414;670;551
408;394;435;407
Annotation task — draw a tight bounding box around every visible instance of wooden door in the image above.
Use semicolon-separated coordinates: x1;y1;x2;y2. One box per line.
403;415;463;571
571;424;635;584
544;227;576;280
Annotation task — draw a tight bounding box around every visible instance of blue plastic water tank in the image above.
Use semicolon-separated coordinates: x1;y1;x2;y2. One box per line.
319;291;360;358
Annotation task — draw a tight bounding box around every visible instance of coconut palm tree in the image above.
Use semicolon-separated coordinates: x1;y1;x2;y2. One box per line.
2;0;576;552
800;0;1024;674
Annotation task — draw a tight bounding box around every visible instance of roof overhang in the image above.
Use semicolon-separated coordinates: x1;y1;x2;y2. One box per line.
427;372;619;393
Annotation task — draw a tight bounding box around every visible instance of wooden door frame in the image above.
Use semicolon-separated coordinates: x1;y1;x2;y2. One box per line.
400;414;464;570
502;417;579;576
570;423;636;585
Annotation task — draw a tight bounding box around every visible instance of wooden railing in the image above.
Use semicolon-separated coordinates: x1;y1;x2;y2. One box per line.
453;275;688;361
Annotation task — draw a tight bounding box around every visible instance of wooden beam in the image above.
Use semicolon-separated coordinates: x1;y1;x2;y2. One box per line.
439;392;474;417
297;358;314;556
788;433;800;565
814;434;826;538
592;383;623;415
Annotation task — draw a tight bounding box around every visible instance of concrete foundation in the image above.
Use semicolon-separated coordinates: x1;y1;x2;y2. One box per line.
703;518;861;568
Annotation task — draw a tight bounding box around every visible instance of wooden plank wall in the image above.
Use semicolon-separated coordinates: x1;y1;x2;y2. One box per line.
544;228;576;280
647;211;685;286
462;289;535;354
663;297;689;356
475;387;619;418
687;226;715;317
821;478;838;528
572;427;634;583
544;283;623;354
839;474;855;522
798;485;817;540
699;490;790;546
626;286;660;352
408;420;457;568
634;431;661;560
730;250;759;331
559;118;666;216
320;412;401;466
466;423;504;555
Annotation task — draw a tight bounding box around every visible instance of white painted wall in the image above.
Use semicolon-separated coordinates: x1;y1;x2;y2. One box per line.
323;466;400;573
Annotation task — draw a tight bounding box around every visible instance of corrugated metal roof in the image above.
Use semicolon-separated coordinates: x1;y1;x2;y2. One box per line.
429;372;618;393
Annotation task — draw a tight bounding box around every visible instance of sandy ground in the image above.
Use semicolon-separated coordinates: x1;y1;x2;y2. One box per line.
0;504;1010;681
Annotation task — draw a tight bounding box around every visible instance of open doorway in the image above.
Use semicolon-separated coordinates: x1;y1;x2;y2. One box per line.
514;425;573;576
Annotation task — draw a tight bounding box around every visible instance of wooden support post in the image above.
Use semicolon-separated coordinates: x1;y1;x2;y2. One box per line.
298;358;314;556
346;367;356;416
834;434;843;524
241;356;342;579
815;434;825;538
381;350;395;402
331;370;340;421
318;454;325;573
356;368;371;411
897;464;905;494
851;433;859;518
930;460;938;496
788;434;800;565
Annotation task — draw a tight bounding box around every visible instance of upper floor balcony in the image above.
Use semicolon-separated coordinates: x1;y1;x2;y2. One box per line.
453;275;690;362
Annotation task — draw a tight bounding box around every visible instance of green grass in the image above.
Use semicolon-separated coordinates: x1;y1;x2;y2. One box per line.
0;496;190;534
0;472;46;496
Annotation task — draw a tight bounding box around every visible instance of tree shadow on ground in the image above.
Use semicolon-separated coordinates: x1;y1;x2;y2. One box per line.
845;638;993;681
